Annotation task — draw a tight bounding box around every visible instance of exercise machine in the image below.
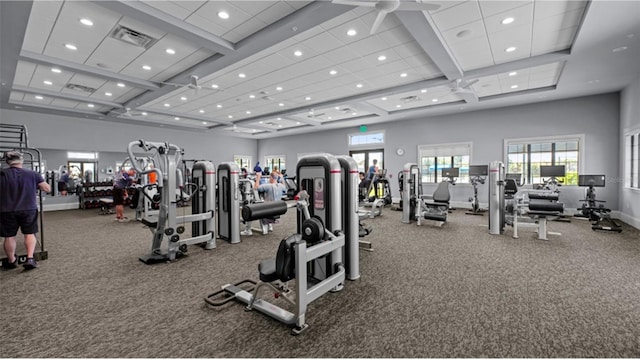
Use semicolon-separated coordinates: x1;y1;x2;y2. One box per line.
337;155;372;253
576;175;622;232
466;165;488;215
217;162;241;244
537;165;571;222
127;140;216;264
488;161;565;240
0;124;48;265
205;154;358;335
400;163;451;226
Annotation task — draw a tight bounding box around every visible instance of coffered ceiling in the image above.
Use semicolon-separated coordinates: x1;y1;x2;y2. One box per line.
1;0;638;138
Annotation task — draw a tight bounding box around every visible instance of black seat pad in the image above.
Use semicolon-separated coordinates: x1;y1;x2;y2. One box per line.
258;258;278;282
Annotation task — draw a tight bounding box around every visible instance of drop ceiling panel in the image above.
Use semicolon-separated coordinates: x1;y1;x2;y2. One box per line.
441;20;487;46
483;3;533;34
430;1;483;32
50;98;83;109
488;25;533;63
140;1;194;20
478;1;532;17
22;1;63;53
13;61;38;87
85;38;146;74
531;26;579;55
533;0;587;20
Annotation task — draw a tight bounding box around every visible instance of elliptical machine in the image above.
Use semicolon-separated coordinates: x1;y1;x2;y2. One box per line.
576;175;622;232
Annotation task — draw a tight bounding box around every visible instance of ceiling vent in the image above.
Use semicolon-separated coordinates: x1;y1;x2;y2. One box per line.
110;25;157;49
401;95;420;103
65;83;96;94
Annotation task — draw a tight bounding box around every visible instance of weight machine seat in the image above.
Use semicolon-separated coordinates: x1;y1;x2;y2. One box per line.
258;234;298;283
529;201;564;213
504;179;518;199
528;192;559;201
431;181;450;203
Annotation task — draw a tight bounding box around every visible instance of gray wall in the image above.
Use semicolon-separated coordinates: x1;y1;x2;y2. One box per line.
619;76;640;228
0;108;257;164
260;93;621;212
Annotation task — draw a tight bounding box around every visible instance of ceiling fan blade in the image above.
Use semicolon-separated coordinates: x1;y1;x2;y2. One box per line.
331;0;377;7
190;75;199;88
465;78;480;88
457;90;479;103
396;2;440;12
370;11;387;34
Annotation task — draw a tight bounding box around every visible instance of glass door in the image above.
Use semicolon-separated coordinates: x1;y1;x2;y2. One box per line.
349;149;384;174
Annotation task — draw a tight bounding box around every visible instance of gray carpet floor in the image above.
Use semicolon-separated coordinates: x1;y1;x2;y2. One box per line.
1;204;639;358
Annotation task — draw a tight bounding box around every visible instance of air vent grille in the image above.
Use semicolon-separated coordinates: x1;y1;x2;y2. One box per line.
110;25;157;49
65;83;96;93
401;95;420;103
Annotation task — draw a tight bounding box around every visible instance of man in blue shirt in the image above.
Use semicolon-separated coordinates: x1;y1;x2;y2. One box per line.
253;171;286;234
1;151;51;270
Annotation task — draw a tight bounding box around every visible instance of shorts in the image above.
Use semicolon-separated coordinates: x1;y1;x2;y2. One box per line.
57;182;67;192
0;210;39;237
112;187;126;205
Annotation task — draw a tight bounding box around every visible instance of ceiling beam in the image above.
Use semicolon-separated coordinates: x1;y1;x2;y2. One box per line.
90;0;235;55
463;50;571;80
20;51;160;91
0;1;33;106
120;1;354;111
351;102;389;117
394;11;464;80
127;108;232;126
13;85;124;108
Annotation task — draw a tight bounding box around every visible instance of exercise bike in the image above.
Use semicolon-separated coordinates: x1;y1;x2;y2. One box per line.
466;165;488;216
576;175;622;233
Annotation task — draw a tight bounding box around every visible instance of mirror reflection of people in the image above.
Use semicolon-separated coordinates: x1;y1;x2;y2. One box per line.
113;168;136;223
57;171;69;196
1;151;51;270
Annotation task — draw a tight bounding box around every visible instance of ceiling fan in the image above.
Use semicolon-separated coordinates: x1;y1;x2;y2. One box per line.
111;107;148;118
161;75;223;95
332;0;440;34
449;78;480;103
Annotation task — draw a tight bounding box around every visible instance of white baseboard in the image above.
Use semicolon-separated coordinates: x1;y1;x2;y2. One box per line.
41;203;79;212
614;211;640;230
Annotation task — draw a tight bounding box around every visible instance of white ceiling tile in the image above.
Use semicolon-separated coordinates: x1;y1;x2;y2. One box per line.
478;1;532;17
430;1;483;32
441;20;487;45
198;2;252;34
484;3;534;34
531;26;578;55
172;1;207;12
85;38;146;74
255;2;295;23
230;1;276;15
9;92;25;103
533;0;587;20
533;7;587;34
303;31;345;56
227;17;269;40
488;24;533;63
22;1;63;53
347;36;390;58
50;98;80;108
141;1;193;20
13;61;37;87
185;13;228;38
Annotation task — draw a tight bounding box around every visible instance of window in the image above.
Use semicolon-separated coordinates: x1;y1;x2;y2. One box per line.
418;142;471;183
233;155;252;172
505;135;583;186
265;155;286;173
349;131;384;146
625;129;640;188
67;151;97;160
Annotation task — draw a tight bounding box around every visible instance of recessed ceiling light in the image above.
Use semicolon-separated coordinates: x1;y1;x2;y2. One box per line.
278;124;283;128
510;85;518;89
228;115;233;119
356;84;363;88
218;11;229;19
400;73;407;77
329;70;337;75
202;121;208;125
165;48;176;55
217;104;222;108
65;43;77;51
351;112;357;116
142;65;151;70
612;46;628;52
252;129;257;132
249;94;255;99
279;103;284;107
80;18;93;26
505;46;517;53
328;116;332;120
141;112;147;116
276;86;283;91
294;50;303;57
501;17;514;25
246;111;251;114
381;97;387;101
334;106;340;110
164;103;170;107
238;73;246;78
432;98;438;102
277;118;282;121
378;55;386;61
211;84;219;89
105;92;112;97
180;96;187;101
396;105;402;108
87;104;95;108
43;80;52;85
296;122;301;125
117;83;125;88
421;89;427;93
347;29;357;36
174;117;180;120
259;121;264;124
35;95;43;100
51;68;61;73
199;109;205;113
305;96;311;101
508;71;518;76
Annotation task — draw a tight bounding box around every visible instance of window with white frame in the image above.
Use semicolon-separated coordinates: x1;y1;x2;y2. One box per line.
625;129;639;188
418;142;471;184
505;134;583;186
265;155;286;173
349;131;384;146
233;155;252;172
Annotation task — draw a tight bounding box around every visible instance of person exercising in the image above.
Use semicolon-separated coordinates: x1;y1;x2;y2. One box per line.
1;151;51;270
113;167;136;222
254;171;286;234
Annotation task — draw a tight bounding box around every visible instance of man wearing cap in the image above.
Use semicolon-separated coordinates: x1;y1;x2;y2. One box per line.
0;151;51;270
